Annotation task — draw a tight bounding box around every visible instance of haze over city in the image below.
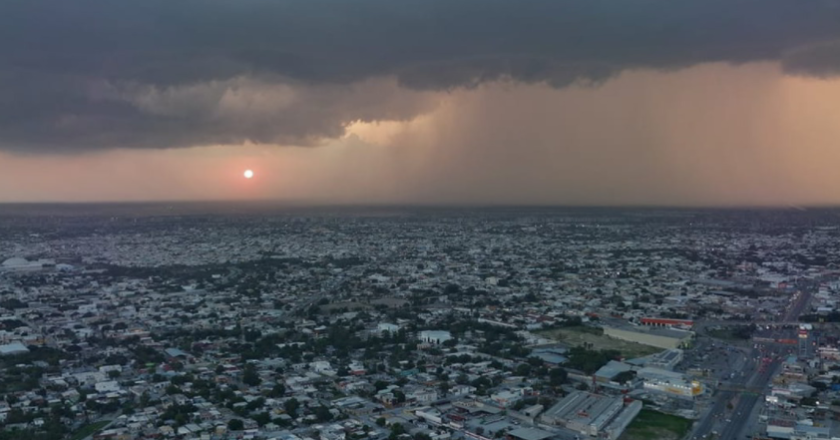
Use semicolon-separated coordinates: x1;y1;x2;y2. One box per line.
3;1;840;205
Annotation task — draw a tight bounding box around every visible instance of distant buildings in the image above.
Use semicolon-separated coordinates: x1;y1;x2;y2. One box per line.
3;207;840;439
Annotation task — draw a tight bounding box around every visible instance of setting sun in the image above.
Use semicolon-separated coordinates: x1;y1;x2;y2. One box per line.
243;169;254;179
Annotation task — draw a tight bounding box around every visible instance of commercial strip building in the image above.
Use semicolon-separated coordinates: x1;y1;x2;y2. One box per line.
540;391;642;440
591;360;701;399
637;367;703;399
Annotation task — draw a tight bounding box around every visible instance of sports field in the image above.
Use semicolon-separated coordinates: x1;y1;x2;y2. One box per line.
539;326;663;359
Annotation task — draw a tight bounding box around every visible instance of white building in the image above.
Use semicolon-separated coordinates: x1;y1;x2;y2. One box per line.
94;381;121;393
409;387;439;403
490;389;524;407
450;384;476;396
310;361;336;376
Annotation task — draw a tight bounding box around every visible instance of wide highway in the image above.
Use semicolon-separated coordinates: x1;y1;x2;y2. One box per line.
691;287;811;440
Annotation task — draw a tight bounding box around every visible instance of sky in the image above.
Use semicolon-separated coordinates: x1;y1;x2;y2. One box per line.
3;0;840;206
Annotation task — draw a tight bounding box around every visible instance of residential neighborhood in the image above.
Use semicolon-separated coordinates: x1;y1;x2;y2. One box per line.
1;206;840;440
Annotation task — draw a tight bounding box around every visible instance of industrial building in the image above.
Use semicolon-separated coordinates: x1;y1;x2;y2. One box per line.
506;427;554;440
766;420;830;440
540;391;642;440
602;324;693;350
593;360;634;385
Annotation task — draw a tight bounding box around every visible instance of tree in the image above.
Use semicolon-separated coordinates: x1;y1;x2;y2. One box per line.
515;363;532;377
243;364;261;386
548;367;568;386
268;383;286;397
246;397;265;411
315;405;333;422
228;418;244;431
376;417;387;427
284;398;300;418
439;381;450;396
253;412;271;427
389;423;406;440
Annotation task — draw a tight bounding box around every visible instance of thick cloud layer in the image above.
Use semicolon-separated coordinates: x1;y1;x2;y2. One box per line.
2;0;840;152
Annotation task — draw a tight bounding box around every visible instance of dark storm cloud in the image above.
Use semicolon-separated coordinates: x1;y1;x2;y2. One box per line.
782;41;840;77
2;0;840;152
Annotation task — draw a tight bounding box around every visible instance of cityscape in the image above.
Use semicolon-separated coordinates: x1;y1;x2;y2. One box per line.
0;205;839;440
4;1;840;440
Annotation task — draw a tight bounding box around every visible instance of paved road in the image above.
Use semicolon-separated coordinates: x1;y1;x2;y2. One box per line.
689;288;812;440
691;353;756;440
719;348;783;440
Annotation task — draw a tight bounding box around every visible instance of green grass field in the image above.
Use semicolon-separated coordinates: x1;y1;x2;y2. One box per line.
69;420;111;440
539;326;663;359
621;409;692;440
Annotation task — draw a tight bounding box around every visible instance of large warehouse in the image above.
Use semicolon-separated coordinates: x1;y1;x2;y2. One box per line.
640;317;694;329
540;391;642;440
602;324;693;350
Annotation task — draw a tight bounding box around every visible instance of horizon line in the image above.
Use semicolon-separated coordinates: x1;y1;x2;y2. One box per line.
0;198;830;211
